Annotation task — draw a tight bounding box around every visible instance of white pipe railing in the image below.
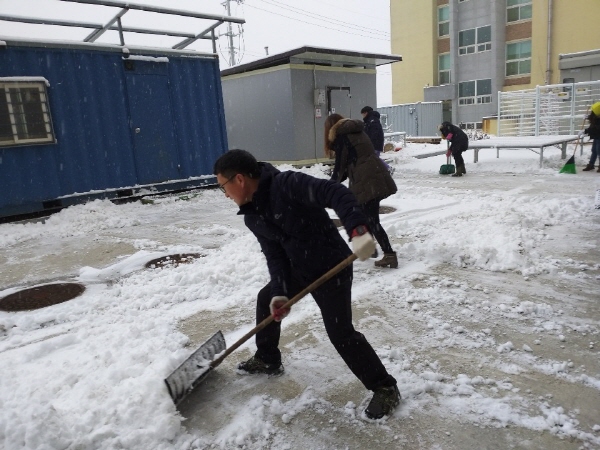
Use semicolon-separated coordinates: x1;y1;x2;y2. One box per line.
498;80;600;136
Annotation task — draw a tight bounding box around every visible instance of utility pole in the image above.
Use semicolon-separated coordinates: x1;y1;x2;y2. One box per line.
221;0;244;66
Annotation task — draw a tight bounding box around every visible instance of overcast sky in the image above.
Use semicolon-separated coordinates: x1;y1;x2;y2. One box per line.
0;0;395;105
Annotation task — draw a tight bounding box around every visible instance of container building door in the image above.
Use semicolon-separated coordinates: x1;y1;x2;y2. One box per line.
124;60;180;185
327;87;351;117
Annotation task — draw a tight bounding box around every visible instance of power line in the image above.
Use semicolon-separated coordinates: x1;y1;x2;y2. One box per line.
243;2;390;43
318;0;390;25
257;0;390;38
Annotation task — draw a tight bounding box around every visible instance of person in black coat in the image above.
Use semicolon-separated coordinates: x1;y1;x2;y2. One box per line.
213;149;400;420
361;105;392;172
438;121;469;177
361;106;384;155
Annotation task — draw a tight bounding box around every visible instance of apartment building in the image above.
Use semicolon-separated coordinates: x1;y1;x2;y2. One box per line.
390;0;600;130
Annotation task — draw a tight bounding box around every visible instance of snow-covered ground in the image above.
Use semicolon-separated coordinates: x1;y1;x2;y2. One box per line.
1;141;599;450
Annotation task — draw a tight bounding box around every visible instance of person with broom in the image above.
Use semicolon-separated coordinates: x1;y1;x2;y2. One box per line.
438;121;469;177
213;149;401;420
581;102;600;172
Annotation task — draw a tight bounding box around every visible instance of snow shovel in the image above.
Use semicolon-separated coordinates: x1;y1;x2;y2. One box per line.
439;155;455;175
165;252;358;405
439;140;455;175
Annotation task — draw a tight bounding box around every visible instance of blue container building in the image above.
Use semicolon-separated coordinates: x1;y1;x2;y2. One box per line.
0;38;228;220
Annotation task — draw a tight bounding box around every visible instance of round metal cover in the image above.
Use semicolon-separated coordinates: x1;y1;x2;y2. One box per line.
0;283;86;312
145;253;203;269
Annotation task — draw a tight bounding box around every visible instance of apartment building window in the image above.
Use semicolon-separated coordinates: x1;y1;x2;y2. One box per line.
438;54;451;85
458;25;491;55
458;79;492;105
507;0;532;22
459;122;483;130
0;80;55;147
438;6;449;37
506;40;531;76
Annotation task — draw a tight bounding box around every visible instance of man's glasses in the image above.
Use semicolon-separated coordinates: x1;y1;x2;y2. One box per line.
218;175;236;193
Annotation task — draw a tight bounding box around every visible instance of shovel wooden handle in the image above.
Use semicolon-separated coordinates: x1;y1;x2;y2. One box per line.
210;253;358;369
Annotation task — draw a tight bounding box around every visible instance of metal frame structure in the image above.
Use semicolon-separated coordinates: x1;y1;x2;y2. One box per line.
497;80;600;137
468;135;579;168
0;0;245;53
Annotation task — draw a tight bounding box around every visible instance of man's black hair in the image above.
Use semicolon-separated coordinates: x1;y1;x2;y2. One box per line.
360;106;374;114
213;149;261;179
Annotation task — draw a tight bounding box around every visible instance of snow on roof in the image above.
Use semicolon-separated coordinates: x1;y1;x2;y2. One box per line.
0;76;50;86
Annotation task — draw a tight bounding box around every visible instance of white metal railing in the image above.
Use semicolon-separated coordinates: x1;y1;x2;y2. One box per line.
384;131;406;148
497;80;600;136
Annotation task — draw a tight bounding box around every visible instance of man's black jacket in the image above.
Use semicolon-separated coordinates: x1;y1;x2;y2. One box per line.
363;111;384;152
238;163;367;297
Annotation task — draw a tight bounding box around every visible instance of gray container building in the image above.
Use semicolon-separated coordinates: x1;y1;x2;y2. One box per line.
221;47;401;164
378;102;443;137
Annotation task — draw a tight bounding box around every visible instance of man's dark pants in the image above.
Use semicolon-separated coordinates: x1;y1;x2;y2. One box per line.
254;265;396;391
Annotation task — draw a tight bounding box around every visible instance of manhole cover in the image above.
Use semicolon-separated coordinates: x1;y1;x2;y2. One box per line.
0;283;86;312
145;253;203;269
332;206;396;227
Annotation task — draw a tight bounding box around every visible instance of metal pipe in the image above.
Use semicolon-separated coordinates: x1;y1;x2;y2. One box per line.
60;0;245;25
172;22;222;50
116;17;125;46
84;8;128;42
0;15;201;39
534;85;540;136
497;90;501;136
545;0;553;85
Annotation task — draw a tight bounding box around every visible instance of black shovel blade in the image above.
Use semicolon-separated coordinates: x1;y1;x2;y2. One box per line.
164;330;226;405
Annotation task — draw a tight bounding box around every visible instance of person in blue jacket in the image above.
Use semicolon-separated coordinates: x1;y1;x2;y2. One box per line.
438;121;469;177
213;149;400;420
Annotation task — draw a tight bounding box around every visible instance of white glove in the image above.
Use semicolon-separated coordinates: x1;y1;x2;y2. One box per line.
270;296;290;322
578;130;585;138
351;232;376;261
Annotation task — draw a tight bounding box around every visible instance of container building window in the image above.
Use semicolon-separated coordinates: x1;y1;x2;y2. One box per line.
506;40;532;76
507;0;532;22
0;81;55;147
